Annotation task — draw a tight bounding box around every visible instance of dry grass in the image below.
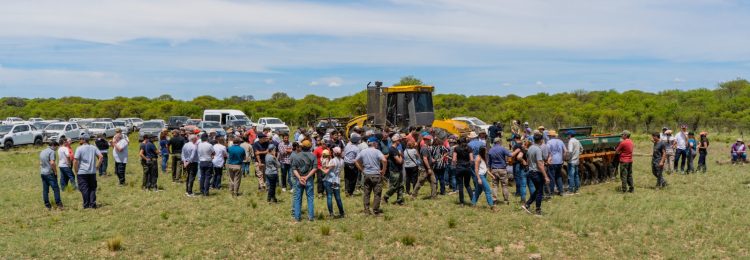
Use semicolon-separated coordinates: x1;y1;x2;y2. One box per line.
1;133;749;258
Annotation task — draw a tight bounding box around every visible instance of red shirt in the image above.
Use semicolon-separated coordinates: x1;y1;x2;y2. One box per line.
313;146;329;168
616;139;634;163
245;129;256;143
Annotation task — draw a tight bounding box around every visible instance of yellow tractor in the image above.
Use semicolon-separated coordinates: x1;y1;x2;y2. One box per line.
346;81;470;138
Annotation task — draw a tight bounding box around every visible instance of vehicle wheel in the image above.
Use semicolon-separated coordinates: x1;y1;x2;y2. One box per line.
60;136;66;141
560;163;568;185
34;137;43;146
585;162;598;184
594;161;607;182
580;161;590;185
3;140;13;150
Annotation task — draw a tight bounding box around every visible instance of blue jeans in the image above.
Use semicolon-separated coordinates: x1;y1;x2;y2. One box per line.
98;153;108;176
324;181;345;216
513;164;535;201
161;154;169;173
674;149;688;172
212;167;223;189
199;163;213;196
525;171;544;211
471;174;494;207
434;168;447;195
241;162;250;176
548;164;564;194
568;164;580;192
59;167;76;190
293;176;315;221
41;174;62;208
446;165;457;192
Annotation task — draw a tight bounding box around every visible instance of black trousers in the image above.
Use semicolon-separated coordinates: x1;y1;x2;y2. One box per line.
405;167;419;194
115;162;126;185
344;163;359;195
77;174;98;208
185;162;198;194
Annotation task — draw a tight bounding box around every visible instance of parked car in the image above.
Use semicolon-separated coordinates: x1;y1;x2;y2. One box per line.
77;119;95;130
452;116;492;134
198;121;226;136
183;119;202;132
203;109;251;128
115;118;136;132
255;117;290;134
315;118;347;136
3;117;26;125
129;118;144;131
87;122;117;138
167;116;189;130
0;123;44;149
43;122;84;142
112;120;130;134
96;118;113;122
28;118;45;123
139;120;165;140
68;118;82;123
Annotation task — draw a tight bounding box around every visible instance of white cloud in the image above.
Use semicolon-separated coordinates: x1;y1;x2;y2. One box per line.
536;81;544;86
264;78;275;85
673;77;685;83
0;65;123;88
502;82;512;87
320;77;343;88
308;81;319;86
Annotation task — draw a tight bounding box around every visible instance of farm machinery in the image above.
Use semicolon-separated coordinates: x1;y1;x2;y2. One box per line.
559;126;623;185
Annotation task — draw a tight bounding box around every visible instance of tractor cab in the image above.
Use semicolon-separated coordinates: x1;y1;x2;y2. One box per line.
367;81;435;130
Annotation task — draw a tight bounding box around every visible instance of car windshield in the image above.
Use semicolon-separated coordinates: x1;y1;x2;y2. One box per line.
78;121;93;128
113;122;125;126
186;120;200;125
469;119;487;125
203;122;221;128
91;123;108;129
132;119;143;123
265;118;283;124
235;115;249;120
169;117;188;123
46;124;66;131
142;122;163;129
0;125;13;132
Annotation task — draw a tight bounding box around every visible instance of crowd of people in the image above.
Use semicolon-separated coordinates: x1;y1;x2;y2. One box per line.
36;121;742;219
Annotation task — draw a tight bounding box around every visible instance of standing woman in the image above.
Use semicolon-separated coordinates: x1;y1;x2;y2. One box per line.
697;132;709;173
159;130;170;175
471;147;494;210
323;147;345;218
403;141;420;195
453;137;474;206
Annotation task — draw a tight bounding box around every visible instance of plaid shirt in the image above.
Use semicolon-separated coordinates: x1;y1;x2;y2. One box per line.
278;141;292;165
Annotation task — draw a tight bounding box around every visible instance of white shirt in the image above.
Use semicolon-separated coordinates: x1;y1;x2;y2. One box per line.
675;131;688;150
477;158;488;175
567;137;582;164
113;139;129;163
197;141;214;162
58;146;71;167
212;144;227;166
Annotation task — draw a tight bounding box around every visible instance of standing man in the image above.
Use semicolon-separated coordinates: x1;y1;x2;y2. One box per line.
278;133;293;192
292;140;317;221
546;130;566;196
253;133;270;191
95;134;110;176
240;137;253;177
169;129;186;182
615;130;634;193
651;133;668;188
487;137;512;205
663;129;676;174
226;137;246;197
139;135;159;191
343;133;362;197
73;134;103;209
355;136;387;215
383;134;404;205
58;138;76;190
412;135;437;199
488;122;499;143
182;135;199;197
111;130;129;186
197;134;215;196
566;130;582;194
211;137;227;189
40;141;63;209
521;133;549;216
674;125;689;174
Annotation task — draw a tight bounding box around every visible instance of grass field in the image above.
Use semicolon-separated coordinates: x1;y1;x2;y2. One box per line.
1;134;749;259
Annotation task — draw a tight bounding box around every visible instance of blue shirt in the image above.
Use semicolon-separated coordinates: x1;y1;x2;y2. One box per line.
547;138;566;165
159;139;169;155
468;139;485;156
227;144;245;165
488;144;512;169
140;142;158;159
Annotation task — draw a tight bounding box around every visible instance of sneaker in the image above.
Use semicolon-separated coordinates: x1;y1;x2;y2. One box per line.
535;210;543;216
521;204;532;214
628;188;634;193
282;188;287;192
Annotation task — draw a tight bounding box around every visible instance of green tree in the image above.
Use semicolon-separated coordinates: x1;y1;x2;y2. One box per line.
394;75;424;86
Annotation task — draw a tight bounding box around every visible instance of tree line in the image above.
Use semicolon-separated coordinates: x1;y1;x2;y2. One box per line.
2;78;749;134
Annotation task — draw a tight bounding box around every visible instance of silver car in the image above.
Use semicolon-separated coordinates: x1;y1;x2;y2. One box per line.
43;122;84;142
88;122;117;138
139;120;165;139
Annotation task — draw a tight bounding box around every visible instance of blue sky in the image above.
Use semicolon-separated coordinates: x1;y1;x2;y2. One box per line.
0;0;749;100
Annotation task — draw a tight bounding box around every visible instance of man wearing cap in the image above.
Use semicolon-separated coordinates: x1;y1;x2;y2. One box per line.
140;134;160;191
487;137;512;204
253;133;271;191
546;130;566;196
355;136;387;215
169;129;186;182
383;134;405;204
292;140;317;221
674;125;690;173
731;138;747;164
95;134;110;176
413;135;437;199
615;130;635;193
182;135;199;197
651;133;668;188
39;141;63;209
343;133;362;196
73;134;103;208
566;130;582;194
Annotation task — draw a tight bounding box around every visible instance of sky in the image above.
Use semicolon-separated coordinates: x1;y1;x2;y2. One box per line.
0;0;749;100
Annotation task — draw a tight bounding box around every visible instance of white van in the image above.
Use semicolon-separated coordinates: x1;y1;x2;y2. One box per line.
202;109;253;128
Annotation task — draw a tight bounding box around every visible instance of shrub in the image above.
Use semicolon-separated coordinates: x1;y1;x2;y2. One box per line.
401;235;416;246
321;225;331;236
107;236;123;251
448;217;457;228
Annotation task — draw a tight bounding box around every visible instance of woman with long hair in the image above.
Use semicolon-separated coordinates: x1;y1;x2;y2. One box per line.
471;146;494;210
453;137;474;205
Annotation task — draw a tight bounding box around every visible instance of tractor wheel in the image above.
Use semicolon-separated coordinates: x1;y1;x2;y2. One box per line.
585;162;598;185
561;163;568;185
580;161;590;185
594;161;607;183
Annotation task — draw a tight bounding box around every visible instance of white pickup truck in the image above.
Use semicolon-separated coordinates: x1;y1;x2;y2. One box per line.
2;117;26;125
43;122;85;142
0;123;45;149
255;117;290;134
